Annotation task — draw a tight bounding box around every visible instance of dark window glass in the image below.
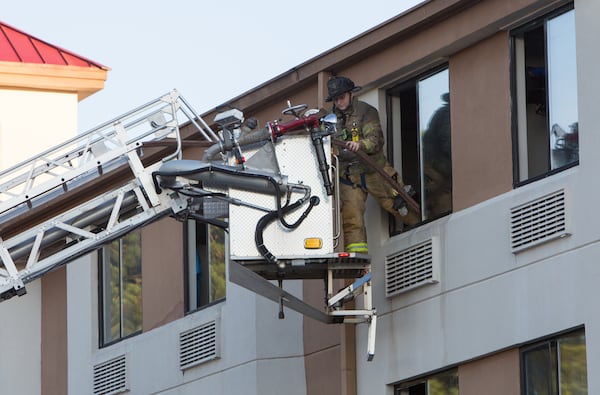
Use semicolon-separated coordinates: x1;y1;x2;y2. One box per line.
522;329;588;395
185;220;226;312
395;368;458;395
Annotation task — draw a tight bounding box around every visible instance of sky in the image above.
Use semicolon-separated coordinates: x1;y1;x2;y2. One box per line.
4;0;425;132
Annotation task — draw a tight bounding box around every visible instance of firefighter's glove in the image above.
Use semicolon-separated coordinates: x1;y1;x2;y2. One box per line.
403;184;416;197
393;185;416;216
393;195;409;216
338;149;357;161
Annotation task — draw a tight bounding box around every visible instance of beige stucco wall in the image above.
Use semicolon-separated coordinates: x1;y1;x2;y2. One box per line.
0;88;77;170
0;87;78;395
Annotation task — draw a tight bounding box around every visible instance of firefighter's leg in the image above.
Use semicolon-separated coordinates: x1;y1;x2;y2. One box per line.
340;179;369;253
365;169;420;226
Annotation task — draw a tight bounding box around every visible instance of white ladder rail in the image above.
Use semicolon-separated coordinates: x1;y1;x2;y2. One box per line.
0;90;218;300
0;161;188;299
0;90;213;219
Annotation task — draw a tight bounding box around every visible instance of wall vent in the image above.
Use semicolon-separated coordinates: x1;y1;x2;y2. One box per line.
510;189;569;253
93;355;127;395
385;238;439;297
179;319;219;370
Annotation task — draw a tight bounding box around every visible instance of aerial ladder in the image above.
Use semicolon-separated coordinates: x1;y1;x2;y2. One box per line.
0;91;377;360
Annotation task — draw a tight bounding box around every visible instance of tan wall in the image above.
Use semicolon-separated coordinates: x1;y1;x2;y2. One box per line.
450;32;513;210
303;279;343;395
41;267;67;395
459;349;520;395
305;345;342;395
141;217;184;331
334;0;551;85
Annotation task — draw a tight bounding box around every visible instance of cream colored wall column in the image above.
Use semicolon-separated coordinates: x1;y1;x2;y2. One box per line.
0;89;77;170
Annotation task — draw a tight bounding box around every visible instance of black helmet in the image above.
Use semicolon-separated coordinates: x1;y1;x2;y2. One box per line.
326;76;361;102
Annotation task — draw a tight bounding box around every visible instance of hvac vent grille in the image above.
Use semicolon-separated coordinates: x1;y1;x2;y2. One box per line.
510;189;569;253
93;355;127;395
385;238;438;297
179;319;219;370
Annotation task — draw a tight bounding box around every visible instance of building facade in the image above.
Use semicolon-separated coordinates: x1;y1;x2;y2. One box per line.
0;21;107;395
1;0;597;394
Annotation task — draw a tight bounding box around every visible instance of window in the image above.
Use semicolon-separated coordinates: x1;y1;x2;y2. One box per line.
99;230;142;346
394;368;458;395
185;220;226;312
387;67;452;232
513;5;578;184
521;329;588;394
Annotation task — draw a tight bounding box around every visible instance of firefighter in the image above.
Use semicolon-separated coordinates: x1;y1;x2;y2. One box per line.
328;76;419;253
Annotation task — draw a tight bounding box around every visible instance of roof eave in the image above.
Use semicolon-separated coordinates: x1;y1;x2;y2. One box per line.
0;61;109;101
200;0;480;120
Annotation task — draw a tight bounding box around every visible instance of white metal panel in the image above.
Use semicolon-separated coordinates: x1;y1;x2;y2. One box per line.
229;135;334;259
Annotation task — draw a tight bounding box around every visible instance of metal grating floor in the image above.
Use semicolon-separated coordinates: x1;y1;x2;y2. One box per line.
232;253;371;281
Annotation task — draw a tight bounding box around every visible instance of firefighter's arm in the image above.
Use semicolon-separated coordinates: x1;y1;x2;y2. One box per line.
359;108;385;154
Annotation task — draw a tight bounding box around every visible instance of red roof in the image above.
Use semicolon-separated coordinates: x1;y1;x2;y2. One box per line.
0;21;105;69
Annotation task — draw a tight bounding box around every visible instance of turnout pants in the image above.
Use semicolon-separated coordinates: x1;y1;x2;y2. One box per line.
340;165;419;253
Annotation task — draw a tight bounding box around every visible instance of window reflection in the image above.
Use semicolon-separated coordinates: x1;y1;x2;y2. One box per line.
100;230;142;346
521;329;588;395
387;67;452;232
559;332;588;394
547;10;578;170
395;368;458;395
513;6;578;183
186;221;226;312
419;69;451;220
208;225;226;302
523;343;558;395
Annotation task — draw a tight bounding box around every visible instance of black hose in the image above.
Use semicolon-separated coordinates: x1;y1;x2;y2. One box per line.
280;196;319;229
255;195;319;264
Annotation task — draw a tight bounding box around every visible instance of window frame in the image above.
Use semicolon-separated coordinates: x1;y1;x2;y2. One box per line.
520;327;588;395
393;367;459;395
386;64;452;235
183;219;227;314
510;3;578;187
98;231;143;348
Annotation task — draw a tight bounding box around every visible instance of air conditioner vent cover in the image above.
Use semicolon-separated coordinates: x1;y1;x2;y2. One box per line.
510;189;569;253
179;319;219;370
93;355;127;395
385;238;438;297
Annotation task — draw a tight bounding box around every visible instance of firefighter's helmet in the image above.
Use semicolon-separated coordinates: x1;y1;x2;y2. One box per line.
326;76;362;102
